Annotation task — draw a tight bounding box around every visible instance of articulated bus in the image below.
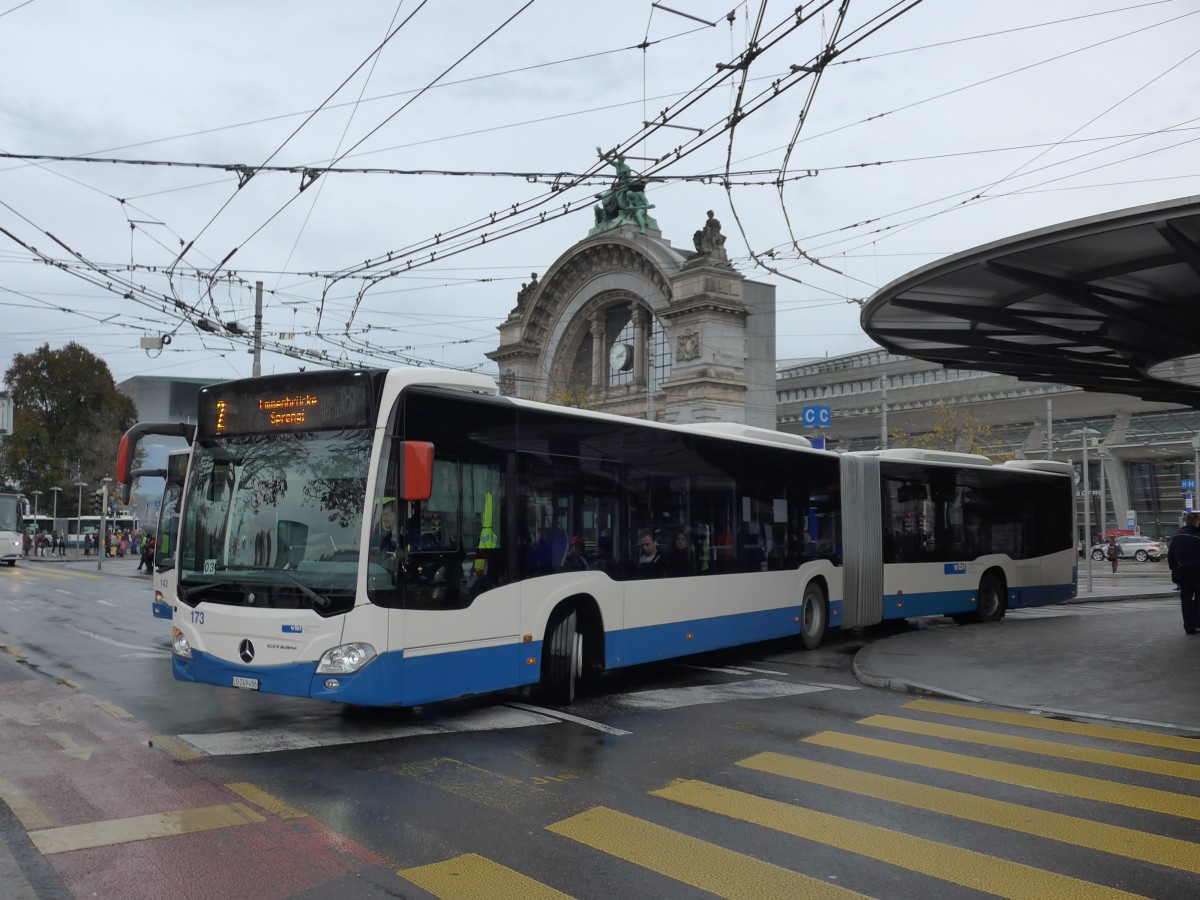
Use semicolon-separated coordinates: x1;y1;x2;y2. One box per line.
1;493;28;565
163;368;1076;708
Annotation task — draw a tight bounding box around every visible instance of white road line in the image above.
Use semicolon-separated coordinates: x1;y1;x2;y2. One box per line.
178;706;560;756
677;664;755;675
612;678;829;711
55;589;72;596
799;680;860;691
507;702;632;736
64;623;169;655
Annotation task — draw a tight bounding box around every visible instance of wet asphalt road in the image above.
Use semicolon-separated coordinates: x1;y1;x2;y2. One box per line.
2;556;1198;899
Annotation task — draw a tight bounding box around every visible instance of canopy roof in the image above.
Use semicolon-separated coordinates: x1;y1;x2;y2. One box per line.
861;196;1200;407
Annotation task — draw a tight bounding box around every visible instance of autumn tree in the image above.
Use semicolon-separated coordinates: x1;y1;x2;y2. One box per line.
1;342;138;514
890;402;1012;461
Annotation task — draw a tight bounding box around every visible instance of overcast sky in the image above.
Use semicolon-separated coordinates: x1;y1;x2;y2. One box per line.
2;0;1197;391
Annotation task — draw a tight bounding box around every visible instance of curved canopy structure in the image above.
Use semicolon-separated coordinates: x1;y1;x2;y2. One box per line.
861;196;1200;407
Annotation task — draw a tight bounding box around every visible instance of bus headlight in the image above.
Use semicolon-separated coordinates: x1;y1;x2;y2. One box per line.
316;642;376;674
172;627;192;658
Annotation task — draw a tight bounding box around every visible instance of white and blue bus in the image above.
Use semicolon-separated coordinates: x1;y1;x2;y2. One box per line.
151;450;190;619
163;368;1076;708
1;493;29;565
115;421;197;616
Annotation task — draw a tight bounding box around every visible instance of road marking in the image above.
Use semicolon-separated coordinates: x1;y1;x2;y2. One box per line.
47;731;93;761
225;782;307;819
149;735;202;761
55;589;72;596
63;623;170;656
612;678;828;711
547;806;868;899
400;853;572;900
28;802;264;854
178;705;558;756
904;699;1200;753
860;714;1200;782
741;752;1200;875
0;776;54;830
805;731;1200;820
94;700;133;719
654;779;1144;900
677;663;788;676
507;702;631;735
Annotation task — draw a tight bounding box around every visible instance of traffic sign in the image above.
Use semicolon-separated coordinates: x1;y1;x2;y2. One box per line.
810;436;826;450
1182;478;1196;491
801;405;832;427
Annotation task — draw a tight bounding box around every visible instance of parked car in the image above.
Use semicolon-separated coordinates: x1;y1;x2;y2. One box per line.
1090;535;1165;562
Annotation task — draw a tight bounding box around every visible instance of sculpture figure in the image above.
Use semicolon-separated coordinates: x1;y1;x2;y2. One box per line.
588;145;659;237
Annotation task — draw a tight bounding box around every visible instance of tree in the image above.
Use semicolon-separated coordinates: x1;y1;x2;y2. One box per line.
1;342;139;514
891;402;1012;461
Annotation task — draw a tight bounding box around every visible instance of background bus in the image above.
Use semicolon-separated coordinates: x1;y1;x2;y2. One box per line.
167;368;1076;709
1;493;28;565
151;449;189;619
68;513;139;553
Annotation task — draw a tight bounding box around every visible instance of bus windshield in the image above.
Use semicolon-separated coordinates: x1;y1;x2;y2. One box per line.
179;429;372;614
155;480;182;570
0;495;21;532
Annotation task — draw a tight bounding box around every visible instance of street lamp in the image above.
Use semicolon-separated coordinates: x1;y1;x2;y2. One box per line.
1070;427;1102;593
50;486;62;521
31;489;42;517
73;481;87;557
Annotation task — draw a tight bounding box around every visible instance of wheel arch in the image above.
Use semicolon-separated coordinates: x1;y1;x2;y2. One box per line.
543;592;606;678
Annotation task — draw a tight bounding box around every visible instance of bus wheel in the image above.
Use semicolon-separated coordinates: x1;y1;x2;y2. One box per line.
977;573;1006;623
541;607;581;704
800;581;827;650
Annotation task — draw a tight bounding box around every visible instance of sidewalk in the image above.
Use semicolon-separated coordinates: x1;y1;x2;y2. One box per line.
855;563;1198;730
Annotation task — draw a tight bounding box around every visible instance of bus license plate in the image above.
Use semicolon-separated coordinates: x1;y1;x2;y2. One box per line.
232;676;259;691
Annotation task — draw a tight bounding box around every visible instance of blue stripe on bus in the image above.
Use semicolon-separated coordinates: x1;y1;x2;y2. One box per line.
151;601;173;619
615;605;804;667
879;582;1076;620
174;642;540;707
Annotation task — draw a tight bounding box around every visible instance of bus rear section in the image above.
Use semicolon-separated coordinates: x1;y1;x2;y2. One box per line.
839;451;1076;630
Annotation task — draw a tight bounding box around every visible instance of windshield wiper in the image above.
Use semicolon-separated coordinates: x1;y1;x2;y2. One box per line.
273;567;331;609
182;580;244;600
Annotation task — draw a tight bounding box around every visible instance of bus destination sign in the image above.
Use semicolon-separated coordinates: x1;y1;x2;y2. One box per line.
200;376;371;436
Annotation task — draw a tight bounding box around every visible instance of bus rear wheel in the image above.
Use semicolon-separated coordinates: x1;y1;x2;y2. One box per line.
954;572;1006;624
541;607;581;704
800;581;827;650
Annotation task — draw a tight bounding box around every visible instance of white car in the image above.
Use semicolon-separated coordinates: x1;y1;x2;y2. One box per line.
1090;535;1165;562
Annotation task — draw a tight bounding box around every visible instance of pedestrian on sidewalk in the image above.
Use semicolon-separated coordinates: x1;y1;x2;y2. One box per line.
1106;535;1119;575
1167;512;1200;635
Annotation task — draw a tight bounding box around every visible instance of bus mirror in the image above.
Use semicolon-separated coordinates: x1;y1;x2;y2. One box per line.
116;433;134;489
400;441;434;501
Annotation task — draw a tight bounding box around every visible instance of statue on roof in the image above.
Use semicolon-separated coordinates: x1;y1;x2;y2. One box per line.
588;145;659;237
692;209;729;263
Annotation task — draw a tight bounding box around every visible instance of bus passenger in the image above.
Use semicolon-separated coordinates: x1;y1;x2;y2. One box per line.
638;529;665;578
563;536;589;572
666;531;693;576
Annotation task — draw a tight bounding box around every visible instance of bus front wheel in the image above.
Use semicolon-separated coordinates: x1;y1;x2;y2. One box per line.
800;581;827;650
541;607;581;704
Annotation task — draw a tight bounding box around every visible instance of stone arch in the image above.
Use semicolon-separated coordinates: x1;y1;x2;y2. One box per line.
521;236;679;401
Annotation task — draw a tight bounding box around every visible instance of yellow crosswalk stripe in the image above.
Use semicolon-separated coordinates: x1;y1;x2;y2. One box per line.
224;782;306;820
903;699;1200;754
859;715;1200;782
654;779;1147;900
547;806;868;899
400;853;573;900
28;802;264;854
740;752;1200;875
806;731;1200;820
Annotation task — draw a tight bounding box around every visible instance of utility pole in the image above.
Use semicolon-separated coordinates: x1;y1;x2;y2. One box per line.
253;280;263;377
879;375;888;450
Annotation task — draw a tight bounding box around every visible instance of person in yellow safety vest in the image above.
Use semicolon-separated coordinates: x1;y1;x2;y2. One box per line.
474;491;498;575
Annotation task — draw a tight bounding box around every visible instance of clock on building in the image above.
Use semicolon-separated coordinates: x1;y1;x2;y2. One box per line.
609;341;633;372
